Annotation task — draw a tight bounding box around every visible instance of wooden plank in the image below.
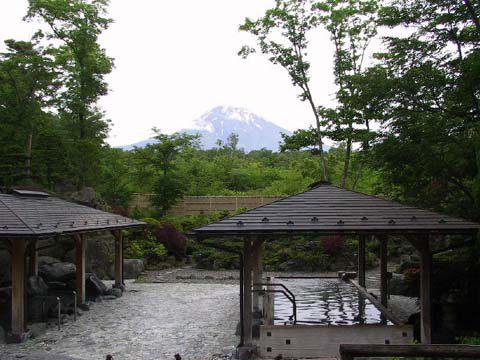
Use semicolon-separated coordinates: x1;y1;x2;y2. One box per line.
349;280;403;325
11;238;26;339
339;344;480;360
74;234;86;304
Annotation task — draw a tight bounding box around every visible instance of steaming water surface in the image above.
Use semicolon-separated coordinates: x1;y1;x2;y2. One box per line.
274;278;392;325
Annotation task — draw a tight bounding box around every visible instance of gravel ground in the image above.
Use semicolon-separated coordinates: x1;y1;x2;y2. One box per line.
0;266;418;360
0;280;239;360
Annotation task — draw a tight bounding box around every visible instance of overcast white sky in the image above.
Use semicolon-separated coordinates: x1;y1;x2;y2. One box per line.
1;1;352;147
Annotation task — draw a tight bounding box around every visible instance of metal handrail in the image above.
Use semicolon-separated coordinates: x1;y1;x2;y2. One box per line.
253;282;296;304
252;287;297;324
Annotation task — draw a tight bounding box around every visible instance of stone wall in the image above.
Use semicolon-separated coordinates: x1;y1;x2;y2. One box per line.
130;194;284;216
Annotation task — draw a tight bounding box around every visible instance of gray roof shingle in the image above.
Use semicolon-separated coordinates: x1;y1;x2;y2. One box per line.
0;193;144;237
194;182;480;236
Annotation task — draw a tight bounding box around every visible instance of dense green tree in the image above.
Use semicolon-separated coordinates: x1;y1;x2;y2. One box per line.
239;0;329;181
96;147;133;208
26;0;114;188
313;0;378;188
134;131;200;215
0;39;60;188
367;0;480;219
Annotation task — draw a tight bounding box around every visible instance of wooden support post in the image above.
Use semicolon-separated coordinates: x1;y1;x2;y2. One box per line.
408;235;433;344
419;239;432;344
11;239;26;341
358;235;366;288
28;239;38;276
264;276;275;326
112;230;124;289
379;235;388;307
252;238;263;314
74;234;86;305
243;238;253;345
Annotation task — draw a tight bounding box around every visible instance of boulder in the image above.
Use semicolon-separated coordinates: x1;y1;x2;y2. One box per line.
124;259;145;279
28;322;47;338
39;261;76;282
27;276;49;296
85;232;115;280
71;187;97;205
85;273;108;298
106;287;123;298
108;259;145;279
38;256;61;266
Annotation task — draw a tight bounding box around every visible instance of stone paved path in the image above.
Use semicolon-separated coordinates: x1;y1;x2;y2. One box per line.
0;282;239;360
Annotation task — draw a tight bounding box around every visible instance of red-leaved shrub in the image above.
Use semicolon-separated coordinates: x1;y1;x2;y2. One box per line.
322;235;345;255
112;206;128;217
154;223;187;259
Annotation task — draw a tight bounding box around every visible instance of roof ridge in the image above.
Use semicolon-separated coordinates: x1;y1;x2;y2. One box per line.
192;183;331;232
0;195;37;234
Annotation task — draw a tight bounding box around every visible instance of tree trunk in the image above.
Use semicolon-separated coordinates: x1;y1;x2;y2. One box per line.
340;137;352;188
351;159;364;191
306;95;328;181
25;133;33;182
464;0;480;32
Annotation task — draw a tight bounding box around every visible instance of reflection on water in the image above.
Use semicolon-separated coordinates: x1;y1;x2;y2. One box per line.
274;278;391;325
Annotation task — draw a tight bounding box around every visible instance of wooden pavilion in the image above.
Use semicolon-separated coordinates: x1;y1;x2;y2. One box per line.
194;181;479;350
0;189;144;342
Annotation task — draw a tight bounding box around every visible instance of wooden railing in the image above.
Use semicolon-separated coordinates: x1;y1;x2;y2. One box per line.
339;344;480;360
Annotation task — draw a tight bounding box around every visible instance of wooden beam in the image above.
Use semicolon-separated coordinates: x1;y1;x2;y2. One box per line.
74;234;86;305
28;239;38;276
349;280;403;325
11;238;26;340
379;235;388;308
112;230;124;289
243;238;253;345
252;238;263;313
358;235;366;288
339;344;480;360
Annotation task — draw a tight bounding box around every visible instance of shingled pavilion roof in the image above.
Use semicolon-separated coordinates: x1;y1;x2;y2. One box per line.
194;181;480;236
0;190;144;238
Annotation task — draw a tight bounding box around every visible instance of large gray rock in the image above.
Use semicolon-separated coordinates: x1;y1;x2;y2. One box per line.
27;276;49;296
109;259;145;280
85;232;115;280
85;273;108;298
28;322;47;339
38;256;61;266
124;259;145;279
39;261;76;282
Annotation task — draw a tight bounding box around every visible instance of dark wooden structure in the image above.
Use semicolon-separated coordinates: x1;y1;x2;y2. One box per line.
194;181;479;346
0;190;144;342
339;344;480;360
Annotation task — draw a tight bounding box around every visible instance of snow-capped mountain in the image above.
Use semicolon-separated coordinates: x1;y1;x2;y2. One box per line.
120;106;292;152
182;106;291;151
